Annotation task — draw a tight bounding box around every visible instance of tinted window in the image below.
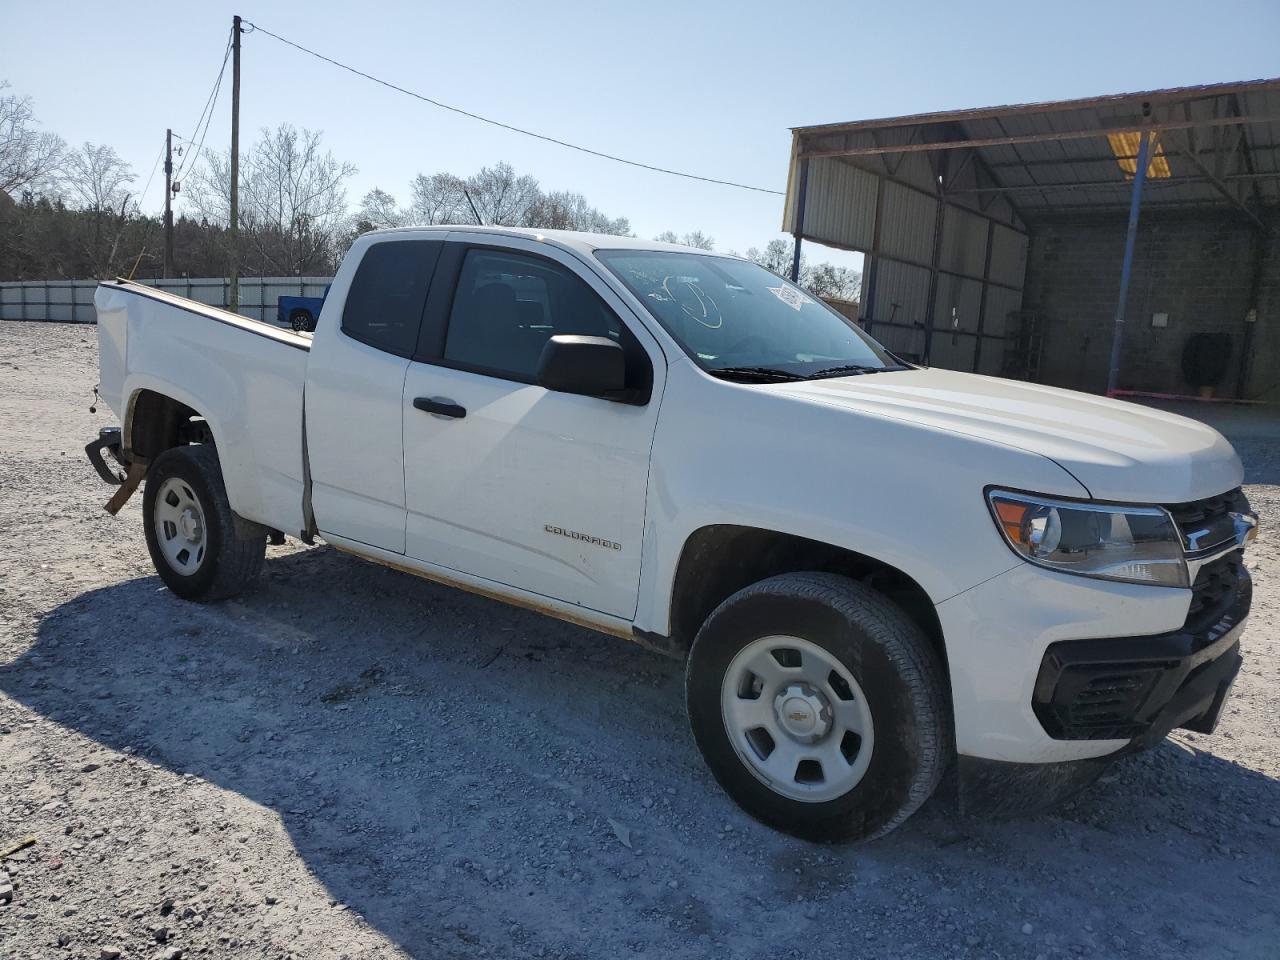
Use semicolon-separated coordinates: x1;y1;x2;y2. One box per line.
444;249;626;382
342;240;441;357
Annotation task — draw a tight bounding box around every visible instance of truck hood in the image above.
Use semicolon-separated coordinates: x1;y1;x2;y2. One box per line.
772;367;1242;504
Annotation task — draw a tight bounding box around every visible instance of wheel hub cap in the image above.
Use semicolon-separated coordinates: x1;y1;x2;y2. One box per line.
178;508;203;542
153;476;208;576
774;682;832;743
720;635;876;803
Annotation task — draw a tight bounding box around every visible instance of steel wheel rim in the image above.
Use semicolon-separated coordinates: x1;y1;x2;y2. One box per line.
720;635;874;803
153;476;207;576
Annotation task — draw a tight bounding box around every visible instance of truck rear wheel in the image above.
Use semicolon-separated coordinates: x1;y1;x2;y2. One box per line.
685;572;949;842
289;309;314;332
142;444;266;601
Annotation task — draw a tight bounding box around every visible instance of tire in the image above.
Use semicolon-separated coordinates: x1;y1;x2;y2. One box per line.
685;572;950;843
289;309;314;333
142;444;266;601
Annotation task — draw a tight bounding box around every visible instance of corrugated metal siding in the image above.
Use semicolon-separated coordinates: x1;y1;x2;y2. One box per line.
879;182;937;263
934;275;985;334
939;206;988;277
929;275;983;371
928;328;976;372
989;225;1028;288
800;158;878;251
867;258;932;349
981;286;1023;341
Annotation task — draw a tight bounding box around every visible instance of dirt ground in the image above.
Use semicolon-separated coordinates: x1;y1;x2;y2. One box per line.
1;320;1278;960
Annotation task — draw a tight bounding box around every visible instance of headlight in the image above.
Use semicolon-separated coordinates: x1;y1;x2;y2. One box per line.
987;490;1188;588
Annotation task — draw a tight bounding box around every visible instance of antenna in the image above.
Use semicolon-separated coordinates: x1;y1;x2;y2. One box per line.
462;188;484;226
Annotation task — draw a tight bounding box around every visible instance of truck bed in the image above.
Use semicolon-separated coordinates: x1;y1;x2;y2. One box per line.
94;279;311;538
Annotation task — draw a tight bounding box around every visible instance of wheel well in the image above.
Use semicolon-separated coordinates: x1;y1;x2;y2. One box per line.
126;390;211;463
668;525;946;669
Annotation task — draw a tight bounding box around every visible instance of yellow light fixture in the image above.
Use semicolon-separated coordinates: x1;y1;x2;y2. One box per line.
1107;131;1171;179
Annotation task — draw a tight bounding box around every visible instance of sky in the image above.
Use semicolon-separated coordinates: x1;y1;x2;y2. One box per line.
4;0;1279;272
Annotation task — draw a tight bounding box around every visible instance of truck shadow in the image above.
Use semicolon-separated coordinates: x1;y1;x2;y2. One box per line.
3;545;1278;957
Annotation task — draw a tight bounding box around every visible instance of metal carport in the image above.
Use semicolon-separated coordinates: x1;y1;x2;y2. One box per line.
783;78;1280;398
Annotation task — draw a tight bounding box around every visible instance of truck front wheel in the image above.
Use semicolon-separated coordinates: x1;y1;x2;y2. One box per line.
142;445;266;601
685;572;949;842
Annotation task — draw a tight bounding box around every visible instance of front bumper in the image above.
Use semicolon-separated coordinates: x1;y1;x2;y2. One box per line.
954;563;1247;815
936;547;1251;766
1031;562;1249;748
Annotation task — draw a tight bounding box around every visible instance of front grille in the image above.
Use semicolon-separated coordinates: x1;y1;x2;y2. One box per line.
1186;550;1246;631
1164;488;1248;554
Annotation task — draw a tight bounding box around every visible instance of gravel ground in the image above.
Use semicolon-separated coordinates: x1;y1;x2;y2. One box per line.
1;319;1278;960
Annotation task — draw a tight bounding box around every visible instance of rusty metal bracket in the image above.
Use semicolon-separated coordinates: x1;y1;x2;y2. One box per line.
104;462;147;516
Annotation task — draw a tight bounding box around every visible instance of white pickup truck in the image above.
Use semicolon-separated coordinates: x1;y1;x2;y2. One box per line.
89;226;1257;841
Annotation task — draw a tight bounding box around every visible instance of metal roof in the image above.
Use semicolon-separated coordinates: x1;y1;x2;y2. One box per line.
789;78;1280;225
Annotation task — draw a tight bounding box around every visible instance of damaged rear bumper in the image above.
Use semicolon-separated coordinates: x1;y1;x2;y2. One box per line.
85;426;126;484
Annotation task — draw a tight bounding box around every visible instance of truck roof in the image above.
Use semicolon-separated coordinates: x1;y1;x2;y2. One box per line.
362;224;736;258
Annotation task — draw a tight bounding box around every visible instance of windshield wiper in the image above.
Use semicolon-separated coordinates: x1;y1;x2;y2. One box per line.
709;365;806;383
806;363;906;380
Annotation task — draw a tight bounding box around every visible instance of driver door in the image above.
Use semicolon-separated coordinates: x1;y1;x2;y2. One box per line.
400;237;666;619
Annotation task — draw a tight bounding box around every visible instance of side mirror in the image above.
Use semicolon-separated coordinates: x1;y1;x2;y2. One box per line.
536;334;628;399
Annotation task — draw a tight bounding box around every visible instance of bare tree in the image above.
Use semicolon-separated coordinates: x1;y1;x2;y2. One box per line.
399;163;628;235
465;162;541;226
408;172;469;225
804;261;861;301
527;189;629;234
62;142;134;212
745;239;861;301
185;123;356;275
744;238;792;275
654;230;714;250
60;142;136;276
0;81;65;197
355;187;405;230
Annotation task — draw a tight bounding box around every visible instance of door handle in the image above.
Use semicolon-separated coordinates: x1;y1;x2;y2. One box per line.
413;396;467;419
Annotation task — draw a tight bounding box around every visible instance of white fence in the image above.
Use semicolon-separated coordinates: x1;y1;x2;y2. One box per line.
0;277;333;325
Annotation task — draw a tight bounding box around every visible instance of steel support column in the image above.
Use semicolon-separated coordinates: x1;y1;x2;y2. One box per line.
1236;228;1268;398
1105;130;1153;396
862;174;886;332
790;157;809;283
972;219;996;374
921;151;949;365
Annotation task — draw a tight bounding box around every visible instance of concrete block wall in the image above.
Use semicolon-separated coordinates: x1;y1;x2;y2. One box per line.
1022;208;1279;399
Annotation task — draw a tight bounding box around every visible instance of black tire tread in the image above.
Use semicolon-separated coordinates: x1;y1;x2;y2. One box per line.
144;445;265;601
687;571;951;842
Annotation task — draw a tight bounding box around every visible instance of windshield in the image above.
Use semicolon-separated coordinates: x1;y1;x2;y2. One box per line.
595;250;903;380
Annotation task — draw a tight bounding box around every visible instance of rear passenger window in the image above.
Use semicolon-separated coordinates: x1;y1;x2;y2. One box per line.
341;240;441;357
444;249;625;381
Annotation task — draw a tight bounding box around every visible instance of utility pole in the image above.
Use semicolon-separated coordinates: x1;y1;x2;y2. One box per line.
163;128;174;278
229;14;242;313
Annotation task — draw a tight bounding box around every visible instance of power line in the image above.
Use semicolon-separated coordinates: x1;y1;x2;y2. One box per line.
138;137;167;210
241;19;784;197
173;28;233;183
174;31;232;181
